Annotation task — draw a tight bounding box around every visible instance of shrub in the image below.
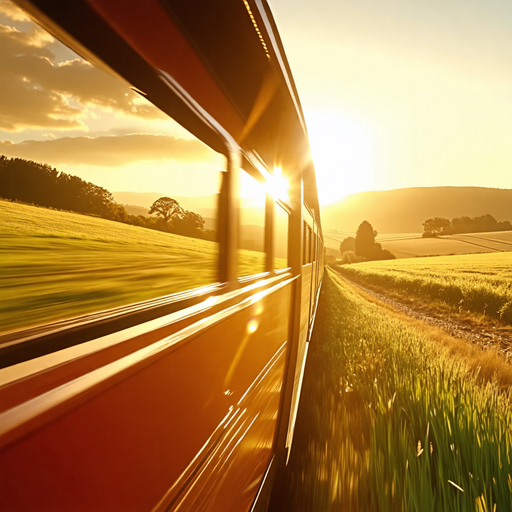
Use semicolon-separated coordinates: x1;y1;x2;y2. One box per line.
341;251;367;264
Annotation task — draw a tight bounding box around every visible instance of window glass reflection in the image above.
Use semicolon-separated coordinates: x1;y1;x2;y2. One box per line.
238;170;266;276
303;222;310;265
274;204;289;270
0;9;223;334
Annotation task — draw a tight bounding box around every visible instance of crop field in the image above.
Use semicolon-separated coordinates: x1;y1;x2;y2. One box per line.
325;230;512;259
324;231;422;252
0;200;265;334
382;232;512;259
275;270;512;512
334;252;512;325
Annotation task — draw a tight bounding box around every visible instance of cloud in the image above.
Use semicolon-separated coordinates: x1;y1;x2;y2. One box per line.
0;0;30;21
0;134;216;166
0;15;166;132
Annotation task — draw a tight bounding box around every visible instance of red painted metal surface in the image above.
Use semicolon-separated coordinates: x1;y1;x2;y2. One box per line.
0;283;291;512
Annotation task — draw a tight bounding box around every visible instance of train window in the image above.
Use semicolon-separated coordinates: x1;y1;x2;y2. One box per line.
238;170;266;276
303;222;310;265
0;14;224;335
310;227;314;263
274;203;289;270
308;227;314;263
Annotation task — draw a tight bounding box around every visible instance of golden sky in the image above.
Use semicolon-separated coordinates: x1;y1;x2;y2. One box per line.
269;0;512;203
1;0;511;205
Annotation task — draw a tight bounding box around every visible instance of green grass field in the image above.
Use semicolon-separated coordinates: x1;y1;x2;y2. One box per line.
1;200;224;333
276;270;512;511
334;252;512;324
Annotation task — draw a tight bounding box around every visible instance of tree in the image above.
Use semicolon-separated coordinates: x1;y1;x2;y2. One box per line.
339;236;355;257
450;214;511;234
173;210;205;238
355;221;377;258
474;214;498;232
423;217;450;236
498;220;512;231
148;197;184;228
0;156;123;219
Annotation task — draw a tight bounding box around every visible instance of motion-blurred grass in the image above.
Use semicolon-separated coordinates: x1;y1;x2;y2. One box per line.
275;269;512;512
334;253;512;324
1;200;222;333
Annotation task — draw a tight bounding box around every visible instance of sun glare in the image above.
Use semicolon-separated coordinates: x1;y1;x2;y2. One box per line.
266;167;289;202
305;110;375;204
239;166;289;203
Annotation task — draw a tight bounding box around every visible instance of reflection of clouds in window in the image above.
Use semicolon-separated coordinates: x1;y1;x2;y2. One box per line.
0;9;165;134
0;0;30;22
0;0;225;197
0;134;224;196
0;134;218;166
65;161;224;199
0;0;201;184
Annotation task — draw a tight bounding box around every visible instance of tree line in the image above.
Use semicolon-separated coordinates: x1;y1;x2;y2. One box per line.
423;214;512;237
0;156;214;241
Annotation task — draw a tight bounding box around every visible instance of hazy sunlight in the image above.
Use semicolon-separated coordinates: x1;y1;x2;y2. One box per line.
305;110;375;204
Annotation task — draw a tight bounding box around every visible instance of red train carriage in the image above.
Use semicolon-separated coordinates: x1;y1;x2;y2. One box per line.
0;1;323;510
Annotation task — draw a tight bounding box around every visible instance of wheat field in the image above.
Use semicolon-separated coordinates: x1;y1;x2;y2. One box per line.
335;252;512;324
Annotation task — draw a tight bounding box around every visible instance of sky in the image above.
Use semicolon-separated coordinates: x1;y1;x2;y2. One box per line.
269;0;512;203
0;0;511;205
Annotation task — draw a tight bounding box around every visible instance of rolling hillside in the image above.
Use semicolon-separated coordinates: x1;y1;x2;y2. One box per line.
321;187;512;233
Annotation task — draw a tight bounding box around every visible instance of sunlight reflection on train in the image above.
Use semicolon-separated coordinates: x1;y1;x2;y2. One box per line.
223;303;264;389
201;295;217;308
247;319;259;334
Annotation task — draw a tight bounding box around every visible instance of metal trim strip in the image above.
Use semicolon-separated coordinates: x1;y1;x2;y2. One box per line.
0;274;292;388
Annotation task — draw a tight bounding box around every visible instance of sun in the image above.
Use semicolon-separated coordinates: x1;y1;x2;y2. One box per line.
305;110;375;204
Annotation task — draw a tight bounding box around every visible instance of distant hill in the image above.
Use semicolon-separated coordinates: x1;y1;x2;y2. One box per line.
321;187;512;233
123;204;151;217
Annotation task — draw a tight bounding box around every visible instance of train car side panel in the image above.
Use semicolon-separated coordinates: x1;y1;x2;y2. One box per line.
0;281;292;512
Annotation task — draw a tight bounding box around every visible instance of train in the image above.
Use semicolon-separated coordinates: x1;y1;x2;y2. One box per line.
0;1;324;510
